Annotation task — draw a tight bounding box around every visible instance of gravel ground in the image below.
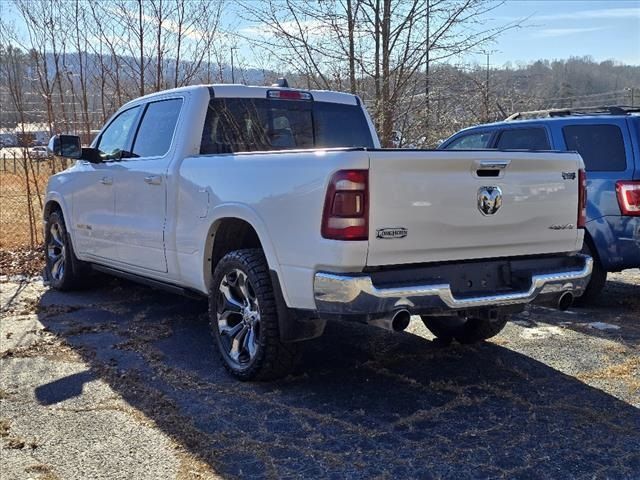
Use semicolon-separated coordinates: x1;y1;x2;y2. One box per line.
1;270;639;479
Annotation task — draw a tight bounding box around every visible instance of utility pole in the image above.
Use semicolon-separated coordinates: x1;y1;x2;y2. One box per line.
230;47;237;84
424;0;430;146
625;87;636;107
484;52;491;122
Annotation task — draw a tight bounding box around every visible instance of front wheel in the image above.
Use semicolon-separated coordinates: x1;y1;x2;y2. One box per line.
209;249;298;381
44;210;89;290
421;314;509;345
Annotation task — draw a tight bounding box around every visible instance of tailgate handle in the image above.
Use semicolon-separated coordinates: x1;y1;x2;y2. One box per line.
478;160;510;169
475;160;510;177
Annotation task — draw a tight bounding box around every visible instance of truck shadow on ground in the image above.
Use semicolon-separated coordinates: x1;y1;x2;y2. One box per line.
35;279;640;479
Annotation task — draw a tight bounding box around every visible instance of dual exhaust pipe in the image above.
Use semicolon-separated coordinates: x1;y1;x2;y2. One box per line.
369;291;575;333
368;309;411;332
556;291;574;311
538;291;575;311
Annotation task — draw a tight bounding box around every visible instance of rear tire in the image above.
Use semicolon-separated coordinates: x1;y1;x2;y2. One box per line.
44;210;90;291
209;249;298;381
421;314;509;345
575;241;607;305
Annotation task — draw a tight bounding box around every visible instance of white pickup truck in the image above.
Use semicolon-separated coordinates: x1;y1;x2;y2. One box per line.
44;83;592;380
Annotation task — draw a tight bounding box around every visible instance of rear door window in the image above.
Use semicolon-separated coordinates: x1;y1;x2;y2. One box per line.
562;124;627;171
132;98;183;158
495;128;550;150
444;131;493;149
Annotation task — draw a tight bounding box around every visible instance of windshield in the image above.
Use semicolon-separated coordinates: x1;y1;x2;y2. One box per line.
200;97;374;154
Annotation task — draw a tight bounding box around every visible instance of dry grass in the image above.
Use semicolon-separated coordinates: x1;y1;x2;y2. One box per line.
25;464;61;480
0;337;82;363
578;357;640;394
177;452;222;480
6;437;26;449
0;418;11;437
0;245;45;276
0;171;49;248
0;158;71;249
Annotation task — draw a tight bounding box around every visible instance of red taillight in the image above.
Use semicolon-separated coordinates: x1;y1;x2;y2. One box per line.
321;170;368;240
577;169;587;228
616;180;640;216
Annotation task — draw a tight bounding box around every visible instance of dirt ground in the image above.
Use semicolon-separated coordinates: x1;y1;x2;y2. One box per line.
1;269;639;479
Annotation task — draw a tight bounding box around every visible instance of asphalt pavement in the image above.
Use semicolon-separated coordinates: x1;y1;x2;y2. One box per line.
1;270;639;479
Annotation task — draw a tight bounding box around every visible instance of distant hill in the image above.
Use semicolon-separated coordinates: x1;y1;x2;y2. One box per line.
1;48;638;145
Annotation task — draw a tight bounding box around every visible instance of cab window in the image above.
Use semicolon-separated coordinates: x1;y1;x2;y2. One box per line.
97;106;140;159
445;131;492;149
495;128;550;150
132;99;183;157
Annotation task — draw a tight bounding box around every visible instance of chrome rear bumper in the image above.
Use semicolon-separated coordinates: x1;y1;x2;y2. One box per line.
314;254;593;316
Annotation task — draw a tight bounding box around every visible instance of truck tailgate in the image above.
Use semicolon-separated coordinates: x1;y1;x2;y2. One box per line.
367;150;584;266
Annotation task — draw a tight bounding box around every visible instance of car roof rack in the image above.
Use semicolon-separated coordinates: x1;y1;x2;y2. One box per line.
505;105;640;121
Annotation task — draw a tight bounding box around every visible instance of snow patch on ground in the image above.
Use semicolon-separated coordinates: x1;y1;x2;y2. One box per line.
588;322;621;331
519;325;566;340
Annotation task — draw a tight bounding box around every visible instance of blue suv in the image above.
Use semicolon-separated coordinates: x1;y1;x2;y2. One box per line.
440;107;640;303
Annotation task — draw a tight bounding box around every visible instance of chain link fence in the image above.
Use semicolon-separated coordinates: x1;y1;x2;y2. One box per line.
0;151;72;248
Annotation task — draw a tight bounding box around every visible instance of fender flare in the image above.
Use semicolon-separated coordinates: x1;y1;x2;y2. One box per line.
43;192;76;245
202;203;290;304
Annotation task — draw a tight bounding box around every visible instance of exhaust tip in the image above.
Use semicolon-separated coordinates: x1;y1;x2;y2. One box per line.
391;310;411;332
557;292;574;311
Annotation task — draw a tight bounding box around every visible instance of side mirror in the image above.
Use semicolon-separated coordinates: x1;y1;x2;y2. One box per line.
47;134;82;159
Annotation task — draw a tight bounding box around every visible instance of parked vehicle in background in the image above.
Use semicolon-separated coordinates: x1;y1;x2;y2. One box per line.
44;83;591;381
440;106;640;303
30;146;49;160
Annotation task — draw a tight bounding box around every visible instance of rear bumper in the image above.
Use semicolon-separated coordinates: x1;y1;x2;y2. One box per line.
314;254;592;317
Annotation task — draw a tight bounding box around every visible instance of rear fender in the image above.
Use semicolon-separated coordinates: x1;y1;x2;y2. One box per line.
203;203;287;301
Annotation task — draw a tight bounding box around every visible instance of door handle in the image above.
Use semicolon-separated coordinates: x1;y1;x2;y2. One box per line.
144;175;162;185
100;176;113;185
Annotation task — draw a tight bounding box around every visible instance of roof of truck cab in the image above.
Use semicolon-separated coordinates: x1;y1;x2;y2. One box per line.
121;84;361;107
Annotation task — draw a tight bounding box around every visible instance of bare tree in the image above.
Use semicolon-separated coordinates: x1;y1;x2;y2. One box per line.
240;0;520;146
11;0;59;135
0;40;43;246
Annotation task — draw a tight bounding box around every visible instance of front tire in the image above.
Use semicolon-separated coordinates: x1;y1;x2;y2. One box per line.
209;249;298;381
44;210;89;291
